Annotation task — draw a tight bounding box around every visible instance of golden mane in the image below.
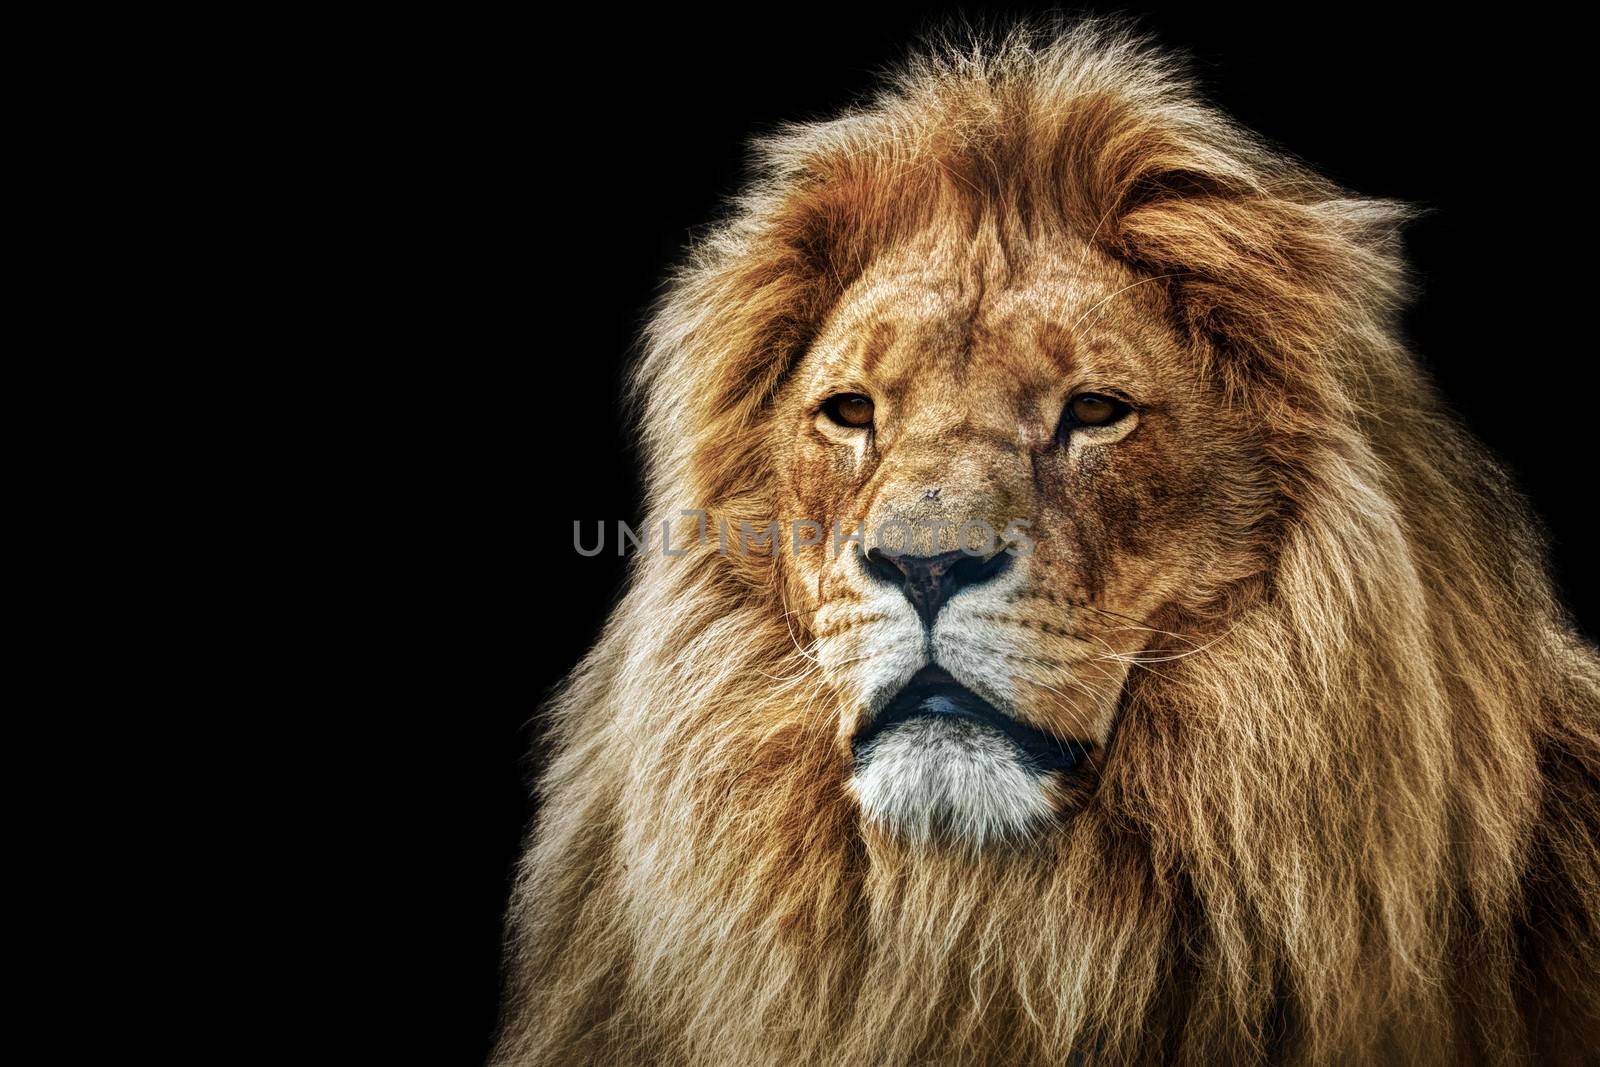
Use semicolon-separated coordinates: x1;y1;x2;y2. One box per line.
493;22;1600;1065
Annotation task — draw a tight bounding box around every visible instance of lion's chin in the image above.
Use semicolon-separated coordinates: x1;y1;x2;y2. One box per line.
849;668;1084;848
850;716;1060;847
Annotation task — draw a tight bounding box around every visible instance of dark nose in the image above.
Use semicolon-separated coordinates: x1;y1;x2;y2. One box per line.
863;548;1012;627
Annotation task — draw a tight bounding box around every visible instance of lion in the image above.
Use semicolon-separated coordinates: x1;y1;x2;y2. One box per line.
492;22;1600;1066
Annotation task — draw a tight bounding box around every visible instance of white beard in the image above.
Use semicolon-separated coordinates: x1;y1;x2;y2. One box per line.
850;716;1056;848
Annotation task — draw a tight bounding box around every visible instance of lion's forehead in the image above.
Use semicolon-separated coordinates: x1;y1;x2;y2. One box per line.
804;237;1171;412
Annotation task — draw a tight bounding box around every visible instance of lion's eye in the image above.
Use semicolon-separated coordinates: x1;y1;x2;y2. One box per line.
1064;393;1129;429
822;393;875;428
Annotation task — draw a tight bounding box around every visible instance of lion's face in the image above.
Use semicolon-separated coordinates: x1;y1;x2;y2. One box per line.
778;231;1265;846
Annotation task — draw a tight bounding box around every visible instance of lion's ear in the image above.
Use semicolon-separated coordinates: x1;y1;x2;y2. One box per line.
632;166;876;514
1105;164;1414;400
1057;92;1414;404
637;150;939;513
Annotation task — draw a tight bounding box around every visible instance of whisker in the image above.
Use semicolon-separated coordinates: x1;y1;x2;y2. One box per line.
1067;274;1189;334
1075;601;1184;631
775;587;822;664
1093;623;1238;664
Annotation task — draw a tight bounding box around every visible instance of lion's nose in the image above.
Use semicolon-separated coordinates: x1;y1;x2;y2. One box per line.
863;548;1011;627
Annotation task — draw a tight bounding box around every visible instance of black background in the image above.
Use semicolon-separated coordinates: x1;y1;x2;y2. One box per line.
422;7;1595;1061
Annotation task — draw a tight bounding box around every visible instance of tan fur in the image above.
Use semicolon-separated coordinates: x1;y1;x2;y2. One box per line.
493;22;1600;1065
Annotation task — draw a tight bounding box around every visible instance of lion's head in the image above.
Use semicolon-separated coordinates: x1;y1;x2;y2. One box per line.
495;23;1600;1066
784;226;1275;847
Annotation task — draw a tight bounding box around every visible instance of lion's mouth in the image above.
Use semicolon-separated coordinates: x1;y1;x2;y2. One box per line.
852;665;1091;775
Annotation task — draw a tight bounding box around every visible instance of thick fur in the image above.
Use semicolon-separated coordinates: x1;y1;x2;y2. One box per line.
493;23;1600;1066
